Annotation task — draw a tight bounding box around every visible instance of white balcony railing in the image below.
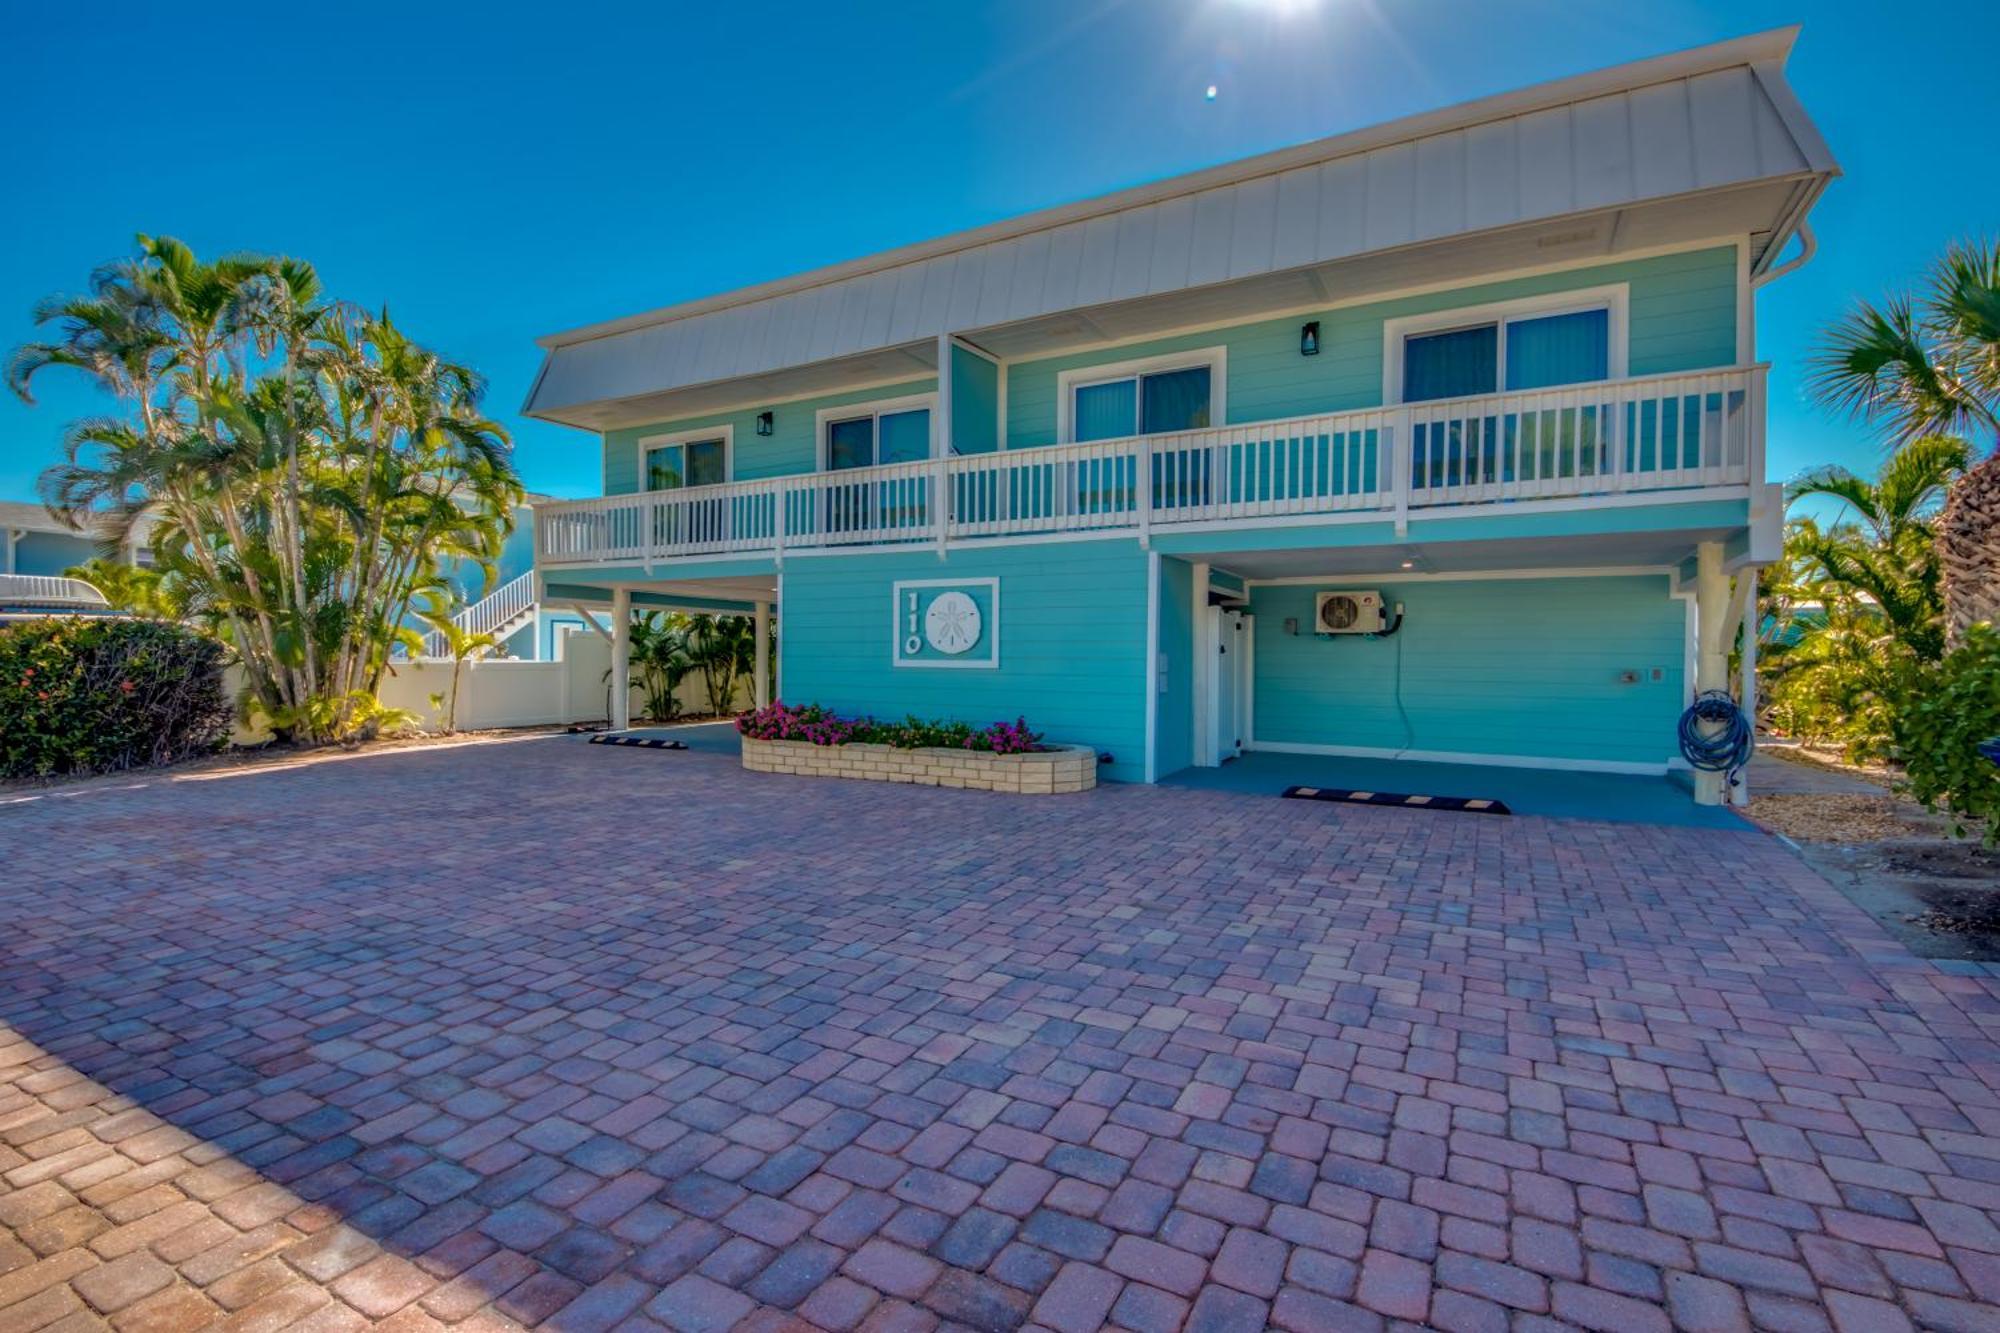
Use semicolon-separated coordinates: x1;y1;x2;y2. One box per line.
536;366;1764;568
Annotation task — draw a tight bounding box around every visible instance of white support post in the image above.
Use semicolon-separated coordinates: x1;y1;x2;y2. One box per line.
610;587;631;731
936;333;953;557
2;529;14;575
1691;542;1751;806
1137;436;1153;548
1391;409;1412;536
1191;562;1211;767
1734;566;1759;808
753;600;770;710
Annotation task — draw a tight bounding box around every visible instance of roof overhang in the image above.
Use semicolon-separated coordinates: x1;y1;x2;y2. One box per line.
528;26;1838;433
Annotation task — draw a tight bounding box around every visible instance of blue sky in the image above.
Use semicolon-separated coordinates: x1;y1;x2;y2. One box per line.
3;0;1995;504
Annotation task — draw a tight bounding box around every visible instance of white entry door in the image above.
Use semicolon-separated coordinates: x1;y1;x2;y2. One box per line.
1209;608;1249;763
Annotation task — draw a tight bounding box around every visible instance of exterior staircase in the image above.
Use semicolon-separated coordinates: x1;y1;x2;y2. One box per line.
420;572;538;659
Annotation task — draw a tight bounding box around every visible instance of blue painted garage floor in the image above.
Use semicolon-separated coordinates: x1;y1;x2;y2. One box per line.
1159;751;1750;829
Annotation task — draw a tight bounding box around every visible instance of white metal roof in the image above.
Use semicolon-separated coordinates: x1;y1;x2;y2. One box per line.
528;27;1836;430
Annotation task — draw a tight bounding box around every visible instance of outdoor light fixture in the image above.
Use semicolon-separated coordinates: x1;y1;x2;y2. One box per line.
755;411;774;436
1300;321;1320;356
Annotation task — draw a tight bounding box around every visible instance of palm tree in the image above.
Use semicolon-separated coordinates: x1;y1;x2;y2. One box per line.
682;614;758;715
9;235;521;742
415;598;497;734
1809;238;2000;645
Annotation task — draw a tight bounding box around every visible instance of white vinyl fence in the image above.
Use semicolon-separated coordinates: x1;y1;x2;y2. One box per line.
227;628;752;740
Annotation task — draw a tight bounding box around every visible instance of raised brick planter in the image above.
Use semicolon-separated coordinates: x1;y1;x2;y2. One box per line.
741;735;1097;793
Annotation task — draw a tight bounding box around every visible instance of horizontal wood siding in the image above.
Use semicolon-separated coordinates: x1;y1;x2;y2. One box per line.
779;540;1149;780
1247;574;1687;766
1006;247;1739;448
601;378;937;496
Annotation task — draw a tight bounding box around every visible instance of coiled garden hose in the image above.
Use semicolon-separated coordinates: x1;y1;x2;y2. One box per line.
1678;689;1755;790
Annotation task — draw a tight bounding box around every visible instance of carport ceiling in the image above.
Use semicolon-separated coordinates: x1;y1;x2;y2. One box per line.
1199;528;1741;581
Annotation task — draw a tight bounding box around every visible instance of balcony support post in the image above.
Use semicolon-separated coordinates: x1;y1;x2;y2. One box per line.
1691;541;1750;806
753;600;771;710
610;586;632;732
936;332;953;559
1391;408;1413;537
1137;436;1152;548
1733;566;1759;808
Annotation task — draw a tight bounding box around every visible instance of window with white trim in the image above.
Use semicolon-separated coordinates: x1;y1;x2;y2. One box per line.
820;398;934;471
1392;294;1623;404
644;434;727;491
1067;361;1215;442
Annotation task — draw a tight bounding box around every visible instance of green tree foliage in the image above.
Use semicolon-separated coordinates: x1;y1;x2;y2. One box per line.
60;557;181;619
0;618;231;777
1889;625;2000;841
9;236;521;742
1761;436;1961;758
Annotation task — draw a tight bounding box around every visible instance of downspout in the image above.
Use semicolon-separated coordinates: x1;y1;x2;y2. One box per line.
1752;220;1817;289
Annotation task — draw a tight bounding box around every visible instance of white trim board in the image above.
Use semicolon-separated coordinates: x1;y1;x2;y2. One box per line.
1144;550;1160;784
1248;740;1673;776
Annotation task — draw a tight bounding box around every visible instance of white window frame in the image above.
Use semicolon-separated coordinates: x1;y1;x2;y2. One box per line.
814;393;940;472
1381;285;1629;405
1056;346;1228;444
636;424;734;493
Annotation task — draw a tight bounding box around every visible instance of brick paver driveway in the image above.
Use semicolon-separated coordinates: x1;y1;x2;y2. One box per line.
4;737;1999;1333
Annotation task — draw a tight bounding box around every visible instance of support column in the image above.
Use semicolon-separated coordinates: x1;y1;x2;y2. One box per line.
1191;562;1211;766
753;600;770;709
1733;567;1759;808
1691;542;1750;806
610;587;631;731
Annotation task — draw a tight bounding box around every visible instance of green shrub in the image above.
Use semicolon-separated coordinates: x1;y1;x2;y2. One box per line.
0;618;232;778
1889;624;2000;841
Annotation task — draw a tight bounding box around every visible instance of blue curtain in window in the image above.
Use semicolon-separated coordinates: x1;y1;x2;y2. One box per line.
826;417;874;471
1140;367;1211;433
1074;380;1137;442
1505;309;1609;390
1403;325;1497;402
877;409;930;464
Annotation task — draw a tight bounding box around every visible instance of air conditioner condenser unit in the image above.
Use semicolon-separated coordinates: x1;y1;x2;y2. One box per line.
1315;590;1387;634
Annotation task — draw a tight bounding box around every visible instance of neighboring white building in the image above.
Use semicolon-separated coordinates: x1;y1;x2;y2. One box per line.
0;500;157;576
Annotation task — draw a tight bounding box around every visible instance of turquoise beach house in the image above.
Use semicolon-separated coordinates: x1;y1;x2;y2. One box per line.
524;29;1835;803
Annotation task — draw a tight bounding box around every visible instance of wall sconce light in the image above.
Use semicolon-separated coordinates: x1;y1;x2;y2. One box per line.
755;411;774;436
1300;321;1320;356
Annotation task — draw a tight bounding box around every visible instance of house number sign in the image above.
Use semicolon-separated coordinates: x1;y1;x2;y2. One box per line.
891;578;999;669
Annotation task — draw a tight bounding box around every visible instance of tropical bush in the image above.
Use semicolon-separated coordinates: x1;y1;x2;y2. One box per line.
9;235;520;743
1887;626;2000;840
1759;436;1961;759
0;618;232;777
62;558;181;619
736;702;1047;754
616;611;770;720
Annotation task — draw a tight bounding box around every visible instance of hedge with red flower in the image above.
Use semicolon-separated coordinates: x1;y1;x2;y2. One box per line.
736;702;1047;754
1;618;231;777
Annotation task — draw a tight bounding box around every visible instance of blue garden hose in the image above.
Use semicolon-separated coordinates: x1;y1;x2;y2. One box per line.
1679;689;1755;790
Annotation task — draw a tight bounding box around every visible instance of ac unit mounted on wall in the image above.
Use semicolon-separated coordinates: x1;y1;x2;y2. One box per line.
1315;590;1387;634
